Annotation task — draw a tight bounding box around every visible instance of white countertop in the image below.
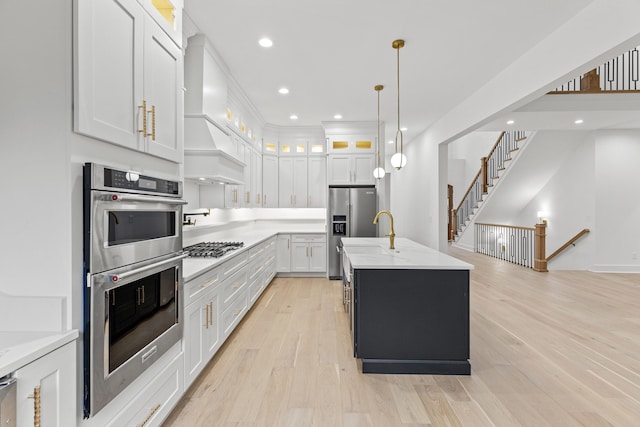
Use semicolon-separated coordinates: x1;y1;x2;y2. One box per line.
342;237;474;270
0;330;78;377
183;229;326;282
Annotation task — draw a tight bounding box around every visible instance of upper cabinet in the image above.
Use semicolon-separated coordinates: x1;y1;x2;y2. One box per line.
327;135;375;154
74;0;183;163
139;0;183;46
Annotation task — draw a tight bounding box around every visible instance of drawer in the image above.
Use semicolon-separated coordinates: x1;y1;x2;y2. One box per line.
220;252;248;281
249;274;265;305
263;236;276;251
248;243;265;261
223;291;248;337
184;266;221;307
264;259;276;286
105;352;183;427
222;266;247;306
248;255;265;282
292;233;326;243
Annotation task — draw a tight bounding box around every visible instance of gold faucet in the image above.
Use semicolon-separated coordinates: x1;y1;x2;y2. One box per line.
373;210;395;249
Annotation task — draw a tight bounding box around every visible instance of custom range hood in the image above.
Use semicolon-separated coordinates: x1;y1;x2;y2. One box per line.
183;34;244;185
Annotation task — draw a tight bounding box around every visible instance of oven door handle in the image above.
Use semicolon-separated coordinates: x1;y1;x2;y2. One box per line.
100;193;188;205
109;253;188;283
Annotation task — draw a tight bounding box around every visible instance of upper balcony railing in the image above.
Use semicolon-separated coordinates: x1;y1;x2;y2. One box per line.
551;46;640;93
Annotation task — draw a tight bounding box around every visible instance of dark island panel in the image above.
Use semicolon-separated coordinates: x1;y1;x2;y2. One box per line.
354;269;470;375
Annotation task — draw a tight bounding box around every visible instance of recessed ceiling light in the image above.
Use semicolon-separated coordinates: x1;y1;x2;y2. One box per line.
574;119;584;124
278;87;289;94
334;114;342;119
258;38;273;48
290;114;298;120
400;127;408;132
507;120;515;125
198;177;206;181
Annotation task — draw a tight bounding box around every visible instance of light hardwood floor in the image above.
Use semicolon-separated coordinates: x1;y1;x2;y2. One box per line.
164;246;640;426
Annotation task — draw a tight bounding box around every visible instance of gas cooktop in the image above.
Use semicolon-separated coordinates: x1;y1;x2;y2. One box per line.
183;241;244;258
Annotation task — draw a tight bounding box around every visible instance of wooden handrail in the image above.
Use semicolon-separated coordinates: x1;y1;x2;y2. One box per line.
546;229;590;262
475;222;535;231
485;131;506;163
455;169;481;213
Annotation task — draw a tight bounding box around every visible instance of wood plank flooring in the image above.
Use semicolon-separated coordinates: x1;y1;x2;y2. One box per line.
163;247;640;426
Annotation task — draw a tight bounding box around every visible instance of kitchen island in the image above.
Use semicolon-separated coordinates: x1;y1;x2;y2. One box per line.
342;237;474;375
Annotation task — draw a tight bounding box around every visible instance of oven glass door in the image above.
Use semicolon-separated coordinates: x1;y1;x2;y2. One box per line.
89;190;186;273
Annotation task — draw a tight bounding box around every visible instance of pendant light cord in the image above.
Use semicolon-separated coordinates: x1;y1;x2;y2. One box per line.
393;40;404;169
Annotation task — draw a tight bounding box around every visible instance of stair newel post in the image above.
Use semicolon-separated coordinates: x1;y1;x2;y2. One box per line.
534;221;548;272
481;157;488;194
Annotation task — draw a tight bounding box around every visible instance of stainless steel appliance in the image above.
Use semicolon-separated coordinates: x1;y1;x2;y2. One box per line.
328;186;377;279
184;241;244;258
0;377;16;427
83;163;186;417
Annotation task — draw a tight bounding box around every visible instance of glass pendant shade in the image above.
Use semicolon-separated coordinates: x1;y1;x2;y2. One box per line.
390;152;407;169
373;167;386;179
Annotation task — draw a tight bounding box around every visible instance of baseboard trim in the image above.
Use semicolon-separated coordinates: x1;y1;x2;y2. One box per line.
591;264;640;273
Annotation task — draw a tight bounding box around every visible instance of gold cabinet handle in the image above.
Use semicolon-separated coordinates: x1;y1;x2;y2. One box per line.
149;105;156;140
310;246;313;257
264;194;267;206
136;404;161;427
138;100;148;136
208;302;213;327
204;303;209;329
28;386;41;427
246;191;250;204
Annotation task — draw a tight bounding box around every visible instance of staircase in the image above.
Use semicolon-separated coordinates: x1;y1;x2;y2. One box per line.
451;130;530;244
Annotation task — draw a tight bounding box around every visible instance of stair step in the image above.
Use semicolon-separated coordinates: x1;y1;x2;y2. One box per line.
503;158;512;162
516;137;527;142
510;148;519;152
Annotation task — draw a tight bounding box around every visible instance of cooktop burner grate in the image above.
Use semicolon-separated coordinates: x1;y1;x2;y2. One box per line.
183;241;244;258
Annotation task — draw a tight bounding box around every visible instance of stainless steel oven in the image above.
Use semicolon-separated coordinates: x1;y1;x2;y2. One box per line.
83;163;186;417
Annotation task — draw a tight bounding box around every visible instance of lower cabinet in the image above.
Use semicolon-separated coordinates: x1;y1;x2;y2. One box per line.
276;234;291;272
14;341;75;427
100;351;184;427
291;234;327;273
184;287;221;389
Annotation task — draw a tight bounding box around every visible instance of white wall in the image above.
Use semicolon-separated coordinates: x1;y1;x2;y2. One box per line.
593;130;640;272
512;135;596;270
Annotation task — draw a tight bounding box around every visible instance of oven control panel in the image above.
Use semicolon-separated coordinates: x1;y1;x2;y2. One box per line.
85;163;182;197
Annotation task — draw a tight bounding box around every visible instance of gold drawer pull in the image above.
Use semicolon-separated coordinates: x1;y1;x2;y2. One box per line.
28;386;41;427
136;403;161;427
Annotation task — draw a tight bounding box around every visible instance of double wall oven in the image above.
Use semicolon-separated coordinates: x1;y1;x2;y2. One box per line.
83;163;186;417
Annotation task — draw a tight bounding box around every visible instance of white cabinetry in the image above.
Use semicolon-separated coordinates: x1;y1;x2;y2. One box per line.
74;0;183;163
327;154;375;186
307;156;327;208
262;155;278;208
183;267;221;389
278;157;308;208
252;149;263;207
291;234;327;273
276;234;291;272
14;341;75;427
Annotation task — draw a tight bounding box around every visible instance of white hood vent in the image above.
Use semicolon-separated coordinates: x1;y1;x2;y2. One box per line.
183;34;244;184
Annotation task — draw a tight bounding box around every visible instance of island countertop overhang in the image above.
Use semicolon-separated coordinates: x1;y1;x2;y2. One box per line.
342;237;474;270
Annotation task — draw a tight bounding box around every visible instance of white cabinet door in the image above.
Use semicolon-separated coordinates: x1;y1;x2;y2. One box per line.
291;242;310;272
15;341;75;427
204;292;221;359
292;157;308;208
262;155;278;208
352;154;376;185
276;234;291;272
327;155;352;185
74;0;144;151
309;242;327;272
183;297;206;388
143;17;183;163
278;157;294;207
307;156;326;208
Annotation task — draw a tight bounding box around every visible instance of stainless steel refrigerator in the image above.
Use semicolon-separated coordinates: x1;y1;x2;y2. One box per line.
328;186;378;279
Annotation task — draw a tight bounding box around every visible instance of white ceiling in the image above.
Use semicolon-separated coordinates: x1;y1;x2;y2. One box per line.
183;0;599;143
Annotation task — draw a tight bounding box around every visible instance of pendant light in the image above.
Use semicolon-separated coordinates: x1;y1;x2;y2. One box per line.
373;84;386;179
390;39;407;170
